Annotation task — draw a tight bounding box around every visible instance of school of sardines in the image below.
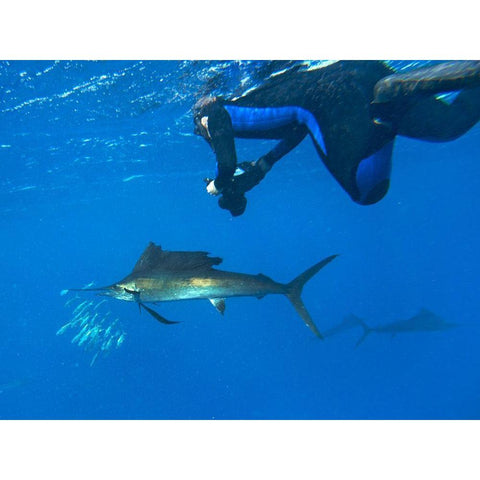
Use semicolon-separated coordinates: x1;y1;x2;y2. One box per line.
58;293;127;366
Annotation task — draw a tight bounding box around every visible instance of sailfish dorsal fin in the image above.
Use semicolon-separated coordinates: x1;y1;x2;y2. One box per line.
132;242;223;274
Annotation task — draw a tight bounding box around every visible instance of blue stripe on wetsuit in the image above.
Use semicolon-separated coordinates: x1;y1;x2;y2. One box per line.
224;105;327;156
355;140;394;204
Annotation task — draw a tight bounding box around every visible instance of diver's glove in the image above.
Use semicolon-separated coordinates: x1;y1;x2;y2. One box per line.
231;157;270;195
205;157;270;216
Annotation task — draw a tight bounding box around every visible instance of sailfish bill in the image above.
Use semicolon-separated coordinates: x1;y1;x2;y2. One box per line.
67;242;338;338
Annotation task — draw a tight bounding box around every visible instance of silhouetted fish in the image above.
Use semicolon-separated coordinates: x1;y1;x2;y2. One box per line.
343;309;458;347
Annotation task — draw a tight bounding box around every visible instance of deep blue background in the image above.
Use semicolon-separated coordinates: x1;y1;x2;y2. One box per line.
1;60;479;419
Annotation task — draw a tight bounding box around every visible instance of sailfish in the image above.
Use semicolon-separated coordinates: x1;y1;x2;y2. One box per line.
68;242;338;338
344;309;459;347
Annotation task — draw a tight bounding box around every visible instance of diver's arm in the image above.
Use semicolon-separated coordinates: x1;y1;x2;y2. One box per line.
260;126;307;168
207;104;237;191
215;129;307;217
229;126;308;195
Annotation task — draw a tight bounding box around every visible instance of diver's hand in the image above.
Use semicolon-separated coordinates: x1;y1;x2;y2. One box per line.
204;178;221;196
232;159;268;194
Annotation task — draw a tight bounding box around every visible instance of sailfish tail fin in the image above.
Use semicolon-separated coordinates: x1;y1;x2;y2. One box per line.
344;314;372;347
285;254;339;339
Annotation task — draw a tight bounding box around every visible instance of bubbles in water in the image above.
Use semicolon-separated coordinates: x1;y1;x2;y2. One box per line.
58;294;127;366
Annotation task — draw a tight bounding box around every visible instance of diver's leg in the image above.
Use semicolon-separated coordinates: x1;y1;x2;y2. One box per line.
397;87;480;141
373;61;480;104
371;61;480;141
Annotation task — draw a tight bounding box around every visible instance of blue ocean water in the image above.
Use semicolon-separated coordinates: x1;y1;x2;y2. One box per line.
1;60;479;419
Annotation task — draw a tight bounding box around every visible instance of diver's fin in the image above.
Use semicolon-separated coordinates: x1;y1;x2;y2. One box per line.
209;298;226;315
284;254;339;339
139;303;179;325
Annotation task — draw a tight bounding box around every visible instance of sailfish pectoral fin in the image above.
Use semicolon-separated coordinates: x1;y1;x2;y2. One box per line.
139;303;180;325
209;298;226;315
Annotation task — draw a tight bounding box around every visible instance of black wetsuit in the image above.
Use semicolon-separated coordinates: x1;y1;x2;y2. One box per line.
193;60;480;216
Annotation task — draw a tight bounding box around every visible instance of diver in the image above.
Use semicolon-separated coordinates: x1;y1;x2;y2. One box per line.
193;60;480;216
